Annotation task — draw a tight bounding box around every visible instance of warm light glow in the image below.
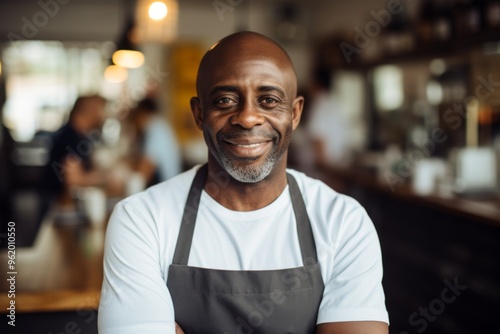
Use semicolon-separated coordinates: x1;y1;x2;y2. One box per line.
0;60;2;77
149;1;168;21
136;0;178;42
104;65;128;83
112;50;145;69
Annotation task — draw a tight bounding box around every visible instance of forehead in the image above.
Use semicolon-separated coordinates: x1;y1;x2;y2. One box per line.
197;36;297;96
209;58;288;87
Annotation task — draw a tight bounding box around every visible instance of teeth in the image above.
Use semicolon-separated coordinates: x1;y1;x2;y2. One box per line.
236;143;263;148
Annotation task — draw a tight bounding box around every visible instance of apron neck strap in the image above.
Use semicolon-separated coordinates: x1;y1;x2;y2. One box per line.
171;164;207;265
286;172;319;266
172;164;318;266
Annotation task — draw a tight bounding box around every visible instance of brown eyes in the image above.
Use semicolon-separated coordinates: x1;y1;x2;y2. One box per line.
216;97;236;105
261;97;278;106
214;97;279;109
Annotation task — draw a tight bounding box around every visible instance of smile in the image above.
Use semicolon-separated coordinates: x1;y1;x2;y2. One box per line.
222;139;273;158
235;142;265;148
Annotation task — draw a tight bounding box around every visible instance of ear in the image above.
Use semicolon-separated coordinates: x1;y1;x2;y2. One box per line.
190;97;203;130
291;96;304;131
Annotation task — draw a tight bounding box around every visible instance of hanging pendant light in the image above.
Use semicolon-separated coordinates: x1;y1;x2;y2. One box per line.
112;19;145;69
104;64;128;83
135;0;178;43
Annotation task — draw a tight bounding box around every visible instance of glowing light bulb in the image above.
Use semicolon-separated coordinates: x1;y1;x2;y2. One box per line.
149;1;168;21
104;65;128;83
112;50;145;69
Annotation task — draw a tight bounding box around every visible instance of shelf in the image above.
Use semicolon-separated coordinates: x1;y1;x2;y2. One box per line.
328;27;500;70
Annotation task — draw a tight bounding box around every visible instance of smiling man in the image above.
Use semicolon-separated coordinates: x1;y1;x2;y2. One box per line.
99;31;389;334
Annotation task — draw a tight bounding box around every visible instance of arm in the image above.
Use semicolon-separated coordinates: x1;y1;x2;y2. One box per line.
98;201;176;334
316;201;389;331
175;323;185;334
316;321;388;334
63;155;106;188
63;155;124;195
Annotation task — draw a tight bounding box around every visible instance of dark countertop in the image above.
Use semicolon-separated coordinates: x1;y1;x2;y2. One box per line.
317;163;500;228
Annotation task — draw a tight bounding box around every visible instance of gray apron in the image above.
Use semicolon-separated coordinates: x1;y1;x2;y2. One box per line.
167;165;325;333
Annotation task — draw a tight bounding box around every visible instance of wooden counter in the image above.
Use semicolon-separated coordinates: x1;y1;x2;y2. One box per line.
0;213;105;313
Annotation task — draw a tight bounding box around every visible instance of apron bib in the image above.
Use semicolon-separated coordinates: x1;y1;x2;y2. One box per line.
167;165;324;333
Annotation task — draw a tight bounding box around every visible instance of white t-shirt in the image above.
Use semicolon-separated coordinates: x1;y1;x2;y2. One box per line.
98;166;389;334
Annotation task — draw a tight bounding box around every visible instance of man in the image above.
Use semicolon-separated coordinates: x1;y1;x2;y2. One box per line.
99;32;389;334
44;95;107;205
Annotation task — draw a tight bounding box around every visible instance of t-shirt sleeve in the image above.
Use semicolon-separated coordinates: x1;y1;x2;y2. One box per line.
317;204;389;325
98;201;176;334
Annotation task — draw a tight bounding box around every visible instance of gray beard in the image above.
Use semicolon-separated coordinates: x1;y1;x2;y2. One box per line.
219;148;278;183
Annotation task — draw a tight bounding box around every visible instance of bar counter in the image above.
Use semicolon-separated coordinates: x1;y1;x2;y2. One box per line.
317;163;500;228
315;162;500;334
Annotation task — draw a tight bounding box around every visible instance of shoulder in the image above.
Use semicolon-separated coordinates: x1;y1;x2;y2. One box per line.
286;169;372;241
286;168;364;214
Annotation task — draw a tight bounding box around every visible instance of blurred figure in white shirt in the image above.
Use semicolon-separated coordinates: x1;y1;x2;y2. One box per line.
129;97;182;186
307;68;351;168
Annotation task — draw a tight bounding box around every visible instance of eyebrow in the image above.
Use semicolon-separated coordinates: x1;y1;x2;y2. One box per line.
208;86;239;97
208;85;286;97
258;85;286;97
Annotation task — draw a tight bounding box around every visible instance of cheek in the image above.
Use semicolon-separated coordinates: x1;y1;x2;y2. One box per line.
202;117;223;145
268;114;293;137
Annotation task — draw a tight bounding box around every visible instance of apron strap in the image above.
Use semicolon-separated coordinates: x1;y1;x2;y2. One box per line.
287;173;319;265
171;164;208;265
171;164;319;266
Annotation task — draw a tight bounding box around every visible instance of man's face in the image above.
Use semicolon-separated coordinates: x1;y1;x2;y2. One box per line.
192;53;303;183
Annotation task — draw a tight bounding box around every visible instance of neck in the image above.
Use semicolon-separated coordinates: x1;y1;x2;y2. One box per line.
204;158;288;211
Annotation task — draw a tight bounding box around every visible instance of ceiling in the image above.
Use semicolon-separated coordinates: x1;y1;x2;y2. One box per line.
0;0;136;43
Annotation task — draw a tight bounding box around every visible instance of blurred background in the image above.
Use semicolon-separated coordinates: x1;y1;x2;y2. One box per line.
0;0;499;333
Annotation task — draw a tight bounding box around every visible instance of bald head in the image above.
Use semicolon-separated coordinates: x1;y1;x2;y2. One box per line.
190;31;305;186
196;31;298;98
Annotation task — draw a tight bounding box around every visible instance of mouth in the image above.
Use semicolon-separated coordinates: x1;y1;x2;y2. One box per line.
222;138;273;158
233;142;267;148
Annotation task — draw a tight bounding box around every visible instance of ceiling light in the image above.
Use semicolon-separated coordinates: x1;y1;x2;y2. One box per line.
112;50;144;69
104;65;128;83
149;1;168;21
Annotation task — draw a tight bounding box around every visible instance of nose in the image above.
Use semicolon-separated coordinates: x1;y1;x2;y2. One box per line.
229;101;264;129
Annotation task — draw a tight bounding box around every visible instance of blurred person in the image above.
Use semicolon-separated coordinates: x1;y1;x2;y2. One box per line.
307;67;351;167
128;97;181;186
42;95;109;209
0;122;14;223
99;32;388;334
